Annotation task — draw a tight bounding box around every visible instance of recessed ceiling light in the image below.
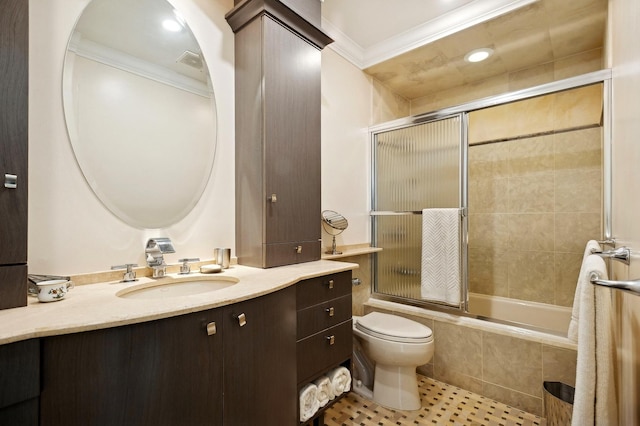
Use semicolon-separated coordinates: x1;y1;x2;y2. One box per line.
464;48;494;63
162;19;182;32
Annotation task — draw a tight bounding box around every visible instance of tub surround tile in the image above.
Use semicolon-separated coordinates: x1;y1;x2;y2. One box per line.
483;332;543;397
553;126;602;170
508;213;555;251
508;173;555;213
468;178;509;213
542;345;578;387
433;322;483;379
555;168;602;212
507;250;555;303
508;135;555;175
554;212;602;252
469;214;510;250
554;252;582;306
468;248;509;297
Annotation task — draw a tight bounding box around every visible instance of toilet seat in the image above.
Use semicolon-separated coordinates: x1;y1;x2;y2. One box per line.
355;312;433;344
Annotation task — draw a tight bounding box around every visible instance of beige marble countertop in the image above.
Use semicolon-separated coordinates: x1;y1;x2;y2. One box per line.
0;260;357;345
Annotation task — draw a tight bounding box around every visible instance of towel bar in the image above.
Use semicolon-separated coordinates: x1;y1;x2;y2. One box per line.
590;246;630;265
590;272;640;296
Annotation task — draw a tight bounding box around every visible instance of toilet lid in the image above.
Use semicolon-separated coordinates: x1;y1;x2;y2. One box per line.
356;312;433;343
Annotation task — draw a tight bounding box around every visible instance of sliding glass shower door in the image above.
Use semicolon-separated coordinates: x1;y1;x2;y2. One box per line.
371;114;466;306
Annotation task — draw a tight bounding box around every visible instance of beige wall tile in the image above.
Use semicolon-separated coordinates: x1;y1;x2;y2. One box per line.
483;332;543;397
554;252;582;306
468;178;509;213
555;212;602;252
542;345;577;387
482;382;543;416
469;143;510;178
555;169;602;213
469;213;510;250
468;247;508;296
433;322;483;379
554;127;602;171
554;48;603;80
508;213;554;251
553;83;603;131
371;78;410;125
508;173;555;213
508;135;555;175
507;250;555;303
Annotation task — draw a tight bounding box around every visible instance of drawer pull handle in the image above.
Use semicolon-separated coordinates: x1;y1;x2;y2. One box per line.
325;307;334;317
234;313;247;327
327;279;334;289
326;335;335;345
268;193;277;203
206;322;217;336
4;174;17;189
295;245;302;253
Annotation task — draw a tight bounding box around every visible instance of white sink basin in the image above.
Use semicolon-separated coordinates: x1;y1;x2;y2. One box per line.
116;276;239;299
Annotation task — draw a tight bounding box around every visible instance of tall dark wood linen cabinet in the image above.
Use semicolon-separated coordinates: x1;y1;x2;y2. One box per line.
226;0;333;268
0;0;28;309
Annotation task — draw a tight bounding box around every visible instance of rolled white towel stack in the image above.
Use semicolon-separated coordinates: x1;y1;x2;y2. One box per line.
314;376;334;407
328;366;351;396
299;383;319;422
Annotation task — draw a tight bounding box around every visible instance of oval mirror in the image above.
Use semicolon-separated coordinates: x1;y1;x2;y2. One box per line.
62;0;217;229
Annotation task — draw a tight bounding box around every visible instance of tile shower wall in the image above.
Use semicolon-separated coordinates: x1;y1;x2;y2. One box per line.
364;304;577;417
467;86;603;306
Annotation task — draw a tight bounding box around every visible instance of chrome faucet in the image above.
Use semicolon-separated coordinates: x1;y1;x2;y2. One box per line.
179;258;200;274
111;263;138;282
145;238;176;278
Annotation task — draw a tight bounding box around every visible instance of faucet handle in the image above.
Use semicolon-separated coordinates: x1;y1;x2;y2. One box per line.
178;258;200;275
111;263;139;282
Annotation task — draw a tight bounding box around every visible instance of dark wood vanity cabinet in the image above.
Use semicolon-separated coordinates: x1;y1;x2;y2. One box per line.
40;286;297;426
0;0;28;309
296;271;353;424
227;0;332;268
0;339;39;425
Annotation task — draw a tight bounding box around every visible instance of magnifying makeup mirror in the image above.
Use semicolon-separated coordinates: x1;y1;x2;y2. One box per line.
321;210;348;255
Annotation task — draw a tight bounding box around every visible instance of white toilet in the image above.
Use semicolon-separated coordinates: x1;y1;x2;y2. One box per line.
352;312;434;411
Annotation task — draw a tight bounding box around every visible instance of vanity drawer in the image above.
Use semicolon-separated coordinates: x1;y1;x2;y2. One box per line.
297;294;351;339
297;319;352;383
296;271;351;309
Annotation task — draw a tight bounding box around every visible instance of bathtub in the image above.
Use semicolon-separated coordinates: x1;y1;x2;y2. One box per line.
467;293;572;335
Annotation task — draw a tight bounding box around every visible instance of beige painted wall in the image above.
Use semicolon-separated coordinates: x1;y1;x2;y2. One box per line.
608;0;640;422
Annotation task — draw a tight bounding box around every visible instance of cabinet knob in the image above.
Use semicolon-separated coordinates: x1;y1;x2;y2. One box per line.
4;174;17;189
234;313;247;327
268;193;277;203
326;335;335;345
206;322;217;336
325;307;334;317
327;279;334;289
295;245;302;254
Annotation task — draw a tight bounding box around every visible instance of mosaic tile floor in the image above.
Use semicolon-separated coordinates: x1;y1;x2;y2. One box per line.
324;375;546;426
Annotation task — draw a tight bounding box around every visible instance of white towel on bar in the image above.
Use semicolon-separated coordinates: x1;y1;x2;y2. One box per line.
299;383;319;422
571;254;618;426
568;239;603;341
314;376;333;407
420;208;461;306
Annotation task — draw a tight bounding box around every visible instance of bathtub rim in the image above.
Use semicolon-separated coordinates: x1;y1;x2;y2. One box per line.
366;297;577;351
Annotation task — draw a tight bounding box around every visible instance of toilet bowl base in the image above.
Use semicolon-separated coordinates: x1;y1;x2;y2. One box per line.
372;364;422;411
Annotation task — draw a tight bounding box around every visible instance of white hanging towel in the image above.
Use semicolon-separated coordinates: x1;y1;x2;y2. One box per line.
420;208;461;306
567;239;602;341
571;254;618;426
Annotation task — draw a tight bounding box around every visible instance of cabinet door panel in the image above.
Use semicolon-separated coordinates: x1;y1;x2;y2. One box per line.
263;17;321;246
41;310;223;426
223;286;297;425
297;319;352;384
0;264;26;309
0;0;28;265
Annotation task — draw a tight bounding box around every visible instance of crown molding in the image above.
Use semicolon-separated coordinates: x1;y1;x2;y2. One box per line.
323;0;539;69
